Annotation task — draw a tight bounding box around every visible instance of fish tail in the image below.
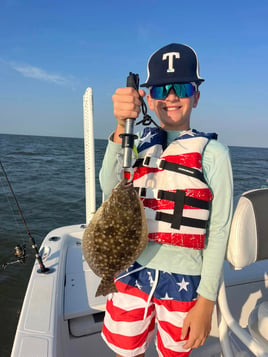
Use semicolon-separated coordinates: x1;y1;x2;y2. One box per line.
95;279;118;297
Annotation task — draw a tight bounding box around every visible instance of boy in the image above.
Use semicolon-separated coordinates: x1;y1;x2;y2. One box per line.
99;43;233;356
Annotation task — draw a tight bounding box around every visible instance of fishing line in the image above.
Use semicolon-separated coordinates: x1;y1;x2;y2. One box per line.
0;172;27;268
0;161;49;273
0;173;26;244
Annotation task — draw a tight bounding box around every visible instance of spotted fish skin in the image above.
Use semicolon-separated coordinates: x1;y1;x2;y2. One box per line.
82;179;148;297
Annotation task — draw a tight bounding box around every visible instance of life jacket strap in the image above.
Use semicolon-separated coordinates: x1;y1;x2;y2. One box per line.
136;187;211;210
155;189;208;230
157;189;210;209
140;188;209;230
134;156;206;183
155;211;208;230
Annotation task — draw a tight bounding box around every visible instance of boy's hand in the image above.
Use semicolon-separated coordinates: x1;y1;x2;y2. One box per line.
112;88;145;143
181;295;214;350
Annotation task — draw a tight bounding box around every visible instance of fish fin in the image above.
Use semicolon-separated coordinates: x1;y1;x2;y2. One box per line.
95;279;118;297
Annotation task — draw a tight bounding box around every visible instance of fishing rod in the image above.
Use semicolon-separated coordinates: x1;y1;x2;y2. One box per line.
119;72;160;176
120;72;139;170
0;161;49;273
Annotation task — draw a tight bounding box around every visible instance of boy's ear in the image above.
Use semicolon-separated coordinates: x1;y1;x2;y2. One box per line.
193;91;200;108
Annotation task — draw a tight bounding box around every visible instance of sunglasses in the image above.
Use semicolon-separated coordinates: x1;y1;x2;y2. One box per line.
150;83;197;100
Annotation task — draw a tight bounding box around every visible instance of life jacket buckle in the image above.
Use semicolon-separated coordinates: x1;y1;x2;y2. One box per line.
157;158;165;169
143;156;151;167
142;156;165;170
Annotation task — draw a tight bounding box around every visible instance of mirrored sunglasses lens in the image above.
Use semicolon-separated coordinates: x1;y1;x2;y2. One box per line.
150;86;165;99
150;84;195;99
173;84;195;97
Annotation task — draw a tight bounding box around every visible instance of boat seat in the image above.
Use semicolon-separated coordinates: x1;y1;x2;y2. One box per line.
227;189;268;269
217;188;268;356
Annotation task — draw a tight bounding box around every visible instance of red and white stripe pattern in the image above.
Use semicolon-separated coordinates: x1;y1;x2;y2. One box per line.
102;291;156;356
102;263;200;356
132;130;213;250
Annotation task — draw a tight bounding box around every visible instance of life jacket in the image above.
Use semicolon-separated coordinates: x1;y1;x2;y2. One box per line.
132;127;217;250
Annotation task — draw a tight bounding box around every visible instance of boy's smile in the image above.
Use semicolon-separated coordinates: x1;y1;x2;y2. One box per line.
163;104;183;112
147;88;200;131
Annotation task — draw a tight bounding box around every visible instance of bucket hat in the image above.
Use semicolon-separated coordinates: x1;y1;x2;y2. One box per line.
141;43;204;87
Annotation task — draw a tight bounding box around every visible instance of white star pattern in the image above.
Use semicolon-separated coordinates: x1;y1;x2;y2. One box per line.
177;278;190;292
147;271;154;287
139;131;151;142
135;280;142;290
161;292;174;300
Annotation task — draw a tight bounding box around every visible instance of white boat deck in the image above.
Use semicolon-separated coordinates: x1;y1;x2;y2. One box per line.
11;225;268;357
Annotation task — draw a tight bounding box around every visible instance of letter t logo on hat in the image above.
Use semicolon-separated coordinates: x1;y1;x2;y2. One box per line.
141;43;205;87
162;52;180;73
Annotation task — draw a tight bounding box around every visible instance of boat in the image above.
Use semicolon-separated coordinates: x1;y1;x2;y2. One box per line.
11;88;268;357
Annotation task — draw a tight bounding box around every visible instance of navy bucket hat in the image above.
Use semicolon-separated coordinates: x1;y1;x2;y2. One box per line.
141;43;204;87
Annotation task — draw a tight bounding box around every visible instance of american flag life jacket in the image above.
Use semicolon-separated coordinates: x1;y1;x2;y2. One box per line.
132;127;217;250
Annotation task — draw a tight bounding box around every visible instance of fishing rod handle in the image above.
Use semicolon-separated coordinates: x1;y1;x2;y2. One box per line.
121;72;139;168
122;121;135;169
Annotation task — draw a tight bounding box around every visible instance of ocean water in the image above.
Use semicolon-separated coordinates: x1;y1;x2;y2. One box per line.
0;133;267;356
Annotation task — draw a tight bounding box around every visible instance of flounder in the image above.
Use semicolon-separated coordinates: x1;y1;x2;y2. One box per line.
82;178;148;297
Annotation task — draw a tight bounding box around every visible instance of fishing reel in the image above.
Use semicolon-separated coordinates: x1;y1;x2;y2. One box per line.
1;243;27;270
0;161;49;274
14;244;27;263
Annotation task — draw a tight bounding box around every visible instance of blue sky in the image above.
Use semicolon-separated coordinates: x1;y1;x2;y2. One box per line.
0;0;267;147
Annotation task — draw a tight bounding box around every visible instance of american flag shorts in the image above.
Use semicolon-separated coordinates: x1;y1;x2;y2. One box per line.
101;262;201;356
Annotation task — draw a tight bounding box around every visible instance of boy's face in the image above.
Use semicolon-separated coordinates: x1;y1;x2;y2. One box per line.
146;87;200;131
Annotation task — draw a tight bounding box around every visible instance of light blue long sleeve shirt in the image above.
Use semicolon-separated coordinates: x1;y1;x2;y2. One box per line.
99;129;233;301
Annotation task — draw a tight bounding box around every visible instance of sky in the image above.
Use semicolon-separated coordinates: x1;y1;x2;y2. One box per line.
0;0;267;147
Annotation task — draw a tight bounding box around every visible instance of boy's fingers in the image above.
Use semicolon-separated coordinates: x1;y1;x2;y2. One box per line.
138;89;146;97
183;335;207;350
180;320;189;340
182;334;194;350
